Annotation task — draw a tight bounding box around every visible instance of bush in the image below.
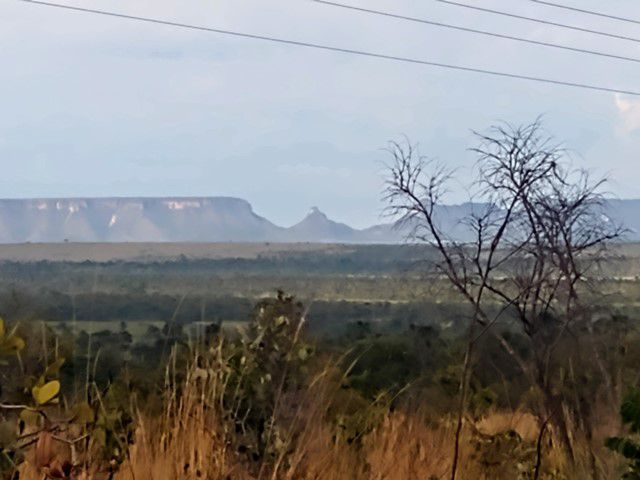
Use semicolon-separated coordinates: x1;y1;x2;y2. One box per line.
606;388;640;479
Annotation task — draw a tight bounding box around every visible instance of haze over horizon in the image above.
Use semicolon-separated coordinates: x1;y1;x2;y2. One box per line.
2;0;640;228
1;193;640;231
0;196;638;244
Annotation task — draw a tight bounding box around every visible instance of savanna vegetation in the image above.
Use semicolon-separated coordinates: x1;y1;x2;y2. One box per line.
1;120;640;479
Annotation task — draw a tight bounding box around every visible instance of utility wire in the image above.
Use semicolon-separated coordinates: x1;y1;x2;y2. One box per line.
525;0;640;26
17;0;640;97
313;0;640;65
436;0;640;45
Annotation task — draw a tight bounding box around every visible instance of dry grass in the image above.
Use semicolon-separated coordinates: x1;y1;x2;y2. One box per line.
116;408;608;480
475;410;539;442
108;374;606;480
17;349;624;480
17;375;623;480
18;407;621;480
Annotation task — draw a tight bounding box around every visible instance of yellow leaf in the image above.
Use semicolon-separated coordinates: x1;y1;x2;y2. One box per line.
0;335;25;356
44;358;65;378
0;318;4;339
20;409;41;427
32;380;60;405
4;335;25;352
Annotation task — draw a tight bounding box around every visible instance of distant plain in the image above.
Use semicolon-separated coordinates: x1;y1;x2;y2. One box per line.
1;242;640;337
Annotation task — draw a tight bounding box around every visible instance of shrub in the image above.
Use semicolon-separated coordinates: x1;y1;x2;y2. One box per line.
606;388;640;479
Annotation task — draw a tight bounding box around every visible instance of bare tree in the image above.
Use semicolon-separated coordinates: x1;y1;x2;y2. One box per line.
384;120;623;480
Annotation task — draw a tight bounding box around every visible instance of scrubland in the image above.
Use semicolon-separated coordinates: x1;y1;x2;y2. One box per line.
1;287;638;480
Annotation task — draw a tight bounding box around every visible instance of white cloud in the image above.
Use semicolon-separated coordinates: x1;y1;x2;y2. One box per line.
615;94;640;134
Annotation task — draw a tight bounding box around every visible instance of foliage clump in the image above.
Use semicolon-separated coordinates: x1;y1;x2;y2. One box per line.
607;388;640;479
223;290;313;463
0;318;134;479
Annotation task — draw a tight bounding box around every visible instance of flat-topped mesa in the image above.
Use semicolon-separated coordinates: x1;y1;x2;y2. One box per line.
0;197;279;243
0;197;636;244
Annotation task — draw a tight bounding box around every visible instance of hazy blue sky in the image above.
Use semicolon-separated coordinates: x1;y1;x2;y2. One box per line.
1;0;640;227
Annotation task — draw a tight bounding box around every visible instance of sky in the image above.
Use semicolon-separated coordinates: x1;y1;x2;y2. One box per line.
1;0;640;228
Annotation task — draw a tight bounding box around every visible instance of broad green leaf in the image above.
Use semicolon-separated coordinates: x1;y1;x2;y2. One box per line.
32;380;60;405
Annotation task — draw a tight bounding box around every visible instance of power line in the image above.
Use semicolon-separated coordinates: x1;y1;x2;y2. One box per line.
525;0;640;26
313;0;640;65
436;0;640;45
17;0;640;97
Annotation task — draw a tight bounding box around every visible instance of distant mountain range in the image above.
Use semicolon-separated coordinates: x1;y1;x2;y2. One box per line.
0;197;638;244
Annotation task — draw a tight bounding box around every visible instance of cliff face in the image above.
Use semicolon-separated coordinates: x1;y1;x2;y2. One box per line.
0;197;283;243
0;197;636;244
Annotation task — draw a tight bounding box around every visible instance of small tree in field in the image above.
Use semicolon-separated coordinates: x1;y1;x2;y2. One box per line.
384;120;623;480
